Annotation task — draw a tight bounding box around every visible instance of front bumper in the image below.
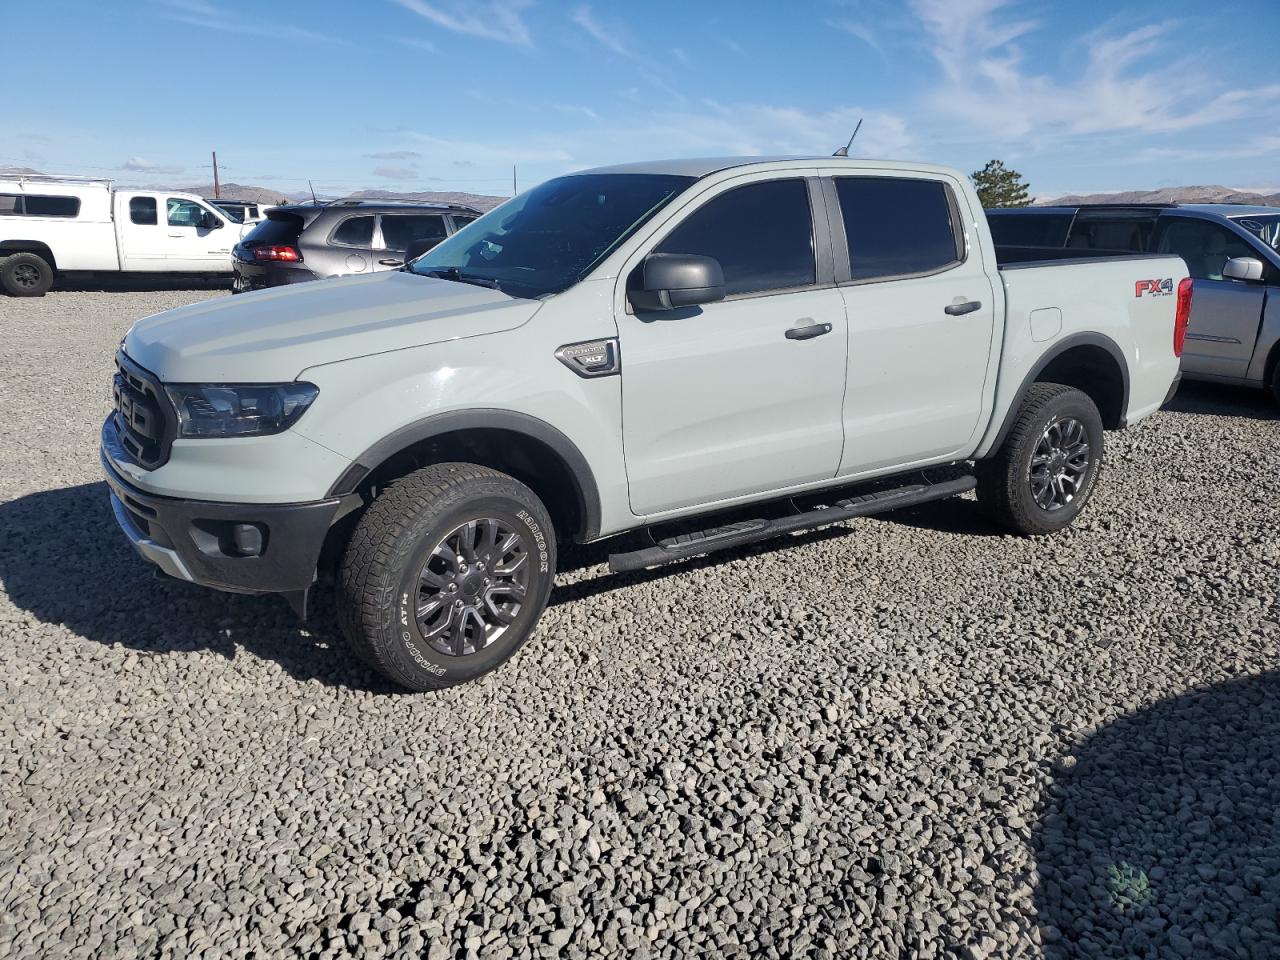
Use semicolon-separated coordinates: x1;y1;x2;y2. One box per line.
102;435;343;595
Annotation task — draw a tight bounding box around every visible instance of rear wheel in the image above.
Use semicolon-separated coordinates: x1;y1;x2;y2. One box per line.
0;252;54;297
976;383;1104;535
338;462;556;691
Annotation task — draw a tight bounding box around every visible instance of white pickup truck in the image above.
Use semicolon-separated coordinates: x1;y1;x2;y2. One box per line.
0;175;249;296
102;157;1190;691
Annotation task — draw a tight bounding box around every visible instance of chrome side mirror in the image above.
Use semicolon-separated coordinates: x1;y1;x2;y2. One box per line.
1222;256;1264;282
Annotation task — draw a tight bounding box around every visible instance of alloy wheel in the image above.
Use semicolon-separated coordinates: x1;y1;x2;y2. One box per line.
1029;416;1091;511
414;518;530;657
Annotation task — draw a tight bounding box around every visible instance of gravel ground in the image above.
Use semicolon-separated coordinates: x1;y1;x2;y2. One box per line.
1;288;1277;960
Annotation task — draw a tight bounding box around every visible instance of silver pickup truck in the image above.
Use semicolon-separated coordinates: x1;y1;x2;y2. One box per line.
102;157;1187;690
988;203;1280;401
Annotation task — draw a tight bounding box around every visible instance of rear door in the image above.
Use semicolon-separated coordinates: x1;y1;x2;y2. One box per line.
325;214;376;275
115;193;169;270
1154;215;1267;380
375;212;449;270
822;169;997;475
617;174;849;515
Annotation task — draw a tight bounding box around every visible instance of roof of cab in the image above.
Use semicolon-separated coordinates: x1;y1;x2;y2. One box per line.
566;156;961;179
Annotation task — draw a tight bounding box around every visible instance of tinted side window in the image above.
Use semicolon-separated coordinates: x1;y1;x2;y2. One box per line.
0;195;21;216
451;215;477;230
380;214;448;251
1066;217;1151;252
331;215;374;247
130;197;157;225
1157;218;1258;281
23;194;80;217
656;179;814;296
987;212;1072;247
836;177;959;282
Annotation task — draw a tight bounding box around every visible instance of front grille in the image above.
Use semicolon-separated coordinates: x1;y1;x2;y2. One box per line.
112;351;176;469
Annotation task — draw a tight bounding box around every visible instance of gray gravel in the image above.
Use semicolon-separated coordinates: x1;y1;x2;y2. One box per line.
1;288;1278;960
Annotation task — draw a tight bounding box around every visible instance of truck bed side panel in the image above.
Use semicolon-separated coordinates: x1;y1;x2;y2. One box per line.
973;255;1186;458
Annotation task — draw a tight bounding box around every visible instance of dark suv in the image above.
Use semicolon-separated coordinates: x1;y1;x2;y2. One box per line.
232;199;482;292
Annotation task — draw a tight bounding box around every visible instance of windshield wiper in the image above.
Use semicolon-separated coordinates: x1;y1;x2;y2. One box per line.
419;266;501;290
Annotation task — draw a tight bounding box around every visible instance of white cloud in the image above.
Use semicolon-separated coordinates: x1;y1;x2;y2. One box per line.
365;150;422;160
907;0;1280;144
155;0;340;43
373;165;419;180
392;0;534;46
122;157;184;175
571;6;632;58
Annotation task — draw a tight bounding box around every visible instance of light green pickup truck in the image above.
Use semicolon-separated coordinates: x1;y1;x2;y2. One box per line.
103;157;1187;690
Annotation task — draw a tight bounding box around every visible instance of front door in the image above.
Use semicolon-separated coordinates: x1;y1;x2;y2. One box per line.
164;197;230;271
822;170;997;475
618;175;848;516
1155;216;1267;380
376;213;449;270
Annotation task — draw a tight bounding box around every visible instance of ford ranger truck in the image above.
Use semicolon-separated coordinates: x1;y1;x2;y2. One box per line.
102;158;1189;691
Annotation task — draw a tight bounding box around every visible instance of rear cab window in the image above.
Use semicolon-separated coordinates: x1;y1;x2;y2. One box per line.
834;177;962;282
129;197;157;225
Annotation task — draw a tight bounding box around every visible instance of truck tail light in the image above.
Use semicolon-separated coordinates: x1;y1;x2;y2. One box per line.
253;245;302;262
1173;277;1193;358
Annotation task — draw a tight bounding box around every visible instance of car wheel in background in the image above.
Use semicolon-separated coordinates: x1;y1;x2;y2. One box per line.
338;462;557;691
976;383;1104;536
0;253;54;297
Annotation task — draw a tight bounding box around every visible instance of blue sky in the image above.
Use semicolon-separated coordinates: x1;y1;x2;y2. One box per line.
5;0;1279;199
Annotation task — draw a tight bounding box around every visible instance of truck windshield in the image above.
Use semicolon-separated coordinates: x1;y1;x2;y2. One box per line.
407;173;695;299
1233;215;1280;253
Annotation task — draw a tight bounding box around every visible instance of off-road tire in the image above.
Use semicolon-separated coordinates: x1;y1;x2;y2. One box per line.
338;462;556;691
976;383;1104;536
0;252;54;297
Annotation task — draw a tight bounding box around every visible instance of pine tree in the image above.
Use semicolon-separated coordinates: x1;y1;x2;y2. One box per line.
971;160;1032;209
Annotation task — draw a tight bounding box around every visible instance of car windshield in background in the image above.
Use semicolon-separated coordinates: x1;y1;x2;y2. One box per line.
408;173;696;299
1233;215;1280;253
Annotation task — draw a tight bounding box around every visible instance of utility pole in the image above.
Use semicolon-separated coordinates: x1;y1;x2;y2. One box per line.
513;164;517;196
211;151;221;198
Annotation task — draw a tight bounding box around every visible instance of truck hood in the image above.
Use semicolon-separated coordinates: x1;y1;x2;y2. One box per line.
123;271;540;382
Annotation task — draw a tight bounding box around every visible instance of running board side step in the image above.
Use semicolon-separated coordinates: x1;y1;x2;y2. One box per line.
607;475;976;573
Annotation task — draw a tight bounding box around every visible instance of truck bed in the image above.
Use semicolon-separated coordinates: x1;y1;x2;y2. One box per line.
994;244;1157;268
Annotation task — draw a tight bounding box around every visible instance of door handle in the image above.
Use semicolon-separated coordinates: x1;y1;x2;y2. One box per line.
944;299;982;316
378;258;403;266
785;321;833;341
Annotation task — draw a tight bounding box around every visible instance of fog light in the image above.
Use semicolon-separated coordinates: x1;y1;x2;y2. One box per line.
231;523;264;557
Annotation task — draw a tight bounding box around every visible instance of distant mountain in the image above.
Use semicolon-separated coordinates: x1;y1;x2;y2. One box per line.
178;182;509;212
0;165;49;177
1039;185;1280;207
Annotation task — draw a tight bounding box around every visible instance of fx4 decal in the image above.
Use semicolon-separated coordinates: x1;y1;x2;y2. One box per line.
1135;278;1174;297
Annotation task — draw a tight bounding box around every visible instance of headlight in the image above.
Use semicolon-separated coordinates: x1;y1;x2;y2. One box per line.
165;382;319;438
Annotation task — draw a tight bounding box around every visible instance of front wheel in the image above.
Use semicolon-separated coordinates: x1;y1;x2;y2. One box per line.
976;383;1104;536
338;462;557;691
